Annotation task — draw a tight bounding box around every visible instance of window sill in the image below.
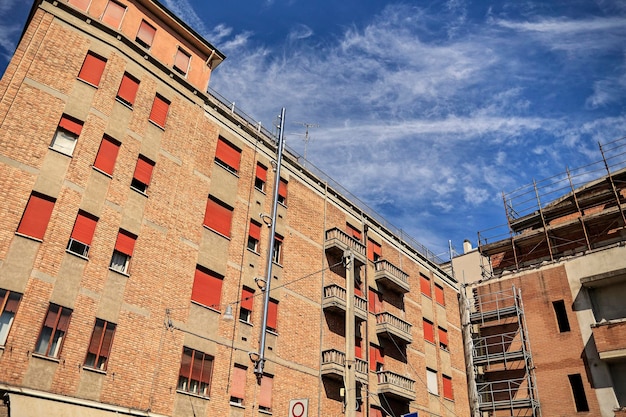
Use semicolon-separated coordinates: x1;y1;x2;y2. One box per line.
191;300;221;315
31;352;61;363
176;389;209;400
202;225;231;240
115;97;134;109
14;232;43;243
258;409;272;415
148;119;166;130
229;401;245;409
108;267;130;277
82;366;107;375
48;146;74;157
254;187;266;194
214;160;240;177
130;186;149;197
266;329;278;336
66;249;89;261
246;248;260;256
77;77;99;88
425;340;436;347
92;166;113;178
239;319;253;327
440;346;450;352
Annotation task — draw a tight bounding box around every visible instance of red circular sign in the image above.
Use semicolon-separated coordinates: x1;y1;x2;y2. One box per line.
291;401;305;417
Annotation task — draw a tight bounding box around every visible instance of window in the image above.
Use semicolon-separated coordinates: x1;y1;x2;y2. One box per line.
568;374;589;412
266;299;278;333
420;274;432;297
355;336;363;359
272;234;283;264
426;368;438;395
369;344;384;371
203;196;233;237
68;0;90;11
50;114;83;156
368;288;382;314
259;374;273;412
230;365;247;405
136;20;156;48
84;319;115;370
116;73;139;107
277;178;288;205
16;193;55;240
93;136;120;176
438;327;449;351
191;266;223;310
77;52;106;87
178;347;213;397
0;289;22;345
435;283;445;306
35;304;72;358
255;163;267;192
367;238;381;262
239;287;254;323
247;220;261;252
424;319;434;344
442;375;453;400
109;230;136;274
101;0;126;29
173;47;191;75
149;94;169;128
346;223;361;241
553;300;571;332
131;155;155;193
67;211;98;258
214;137;241;174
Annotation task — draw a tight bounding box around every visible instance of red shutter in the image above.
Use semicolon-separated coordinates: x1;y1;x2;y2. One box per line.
435;284;445;305
347;223;361;240
367;239;381;261
256;163;267;181
114;230;136;256
424;320;434;343
368;289;382;313
71;212;97;245
136;20;156;47
200;355;212;384
68;0;90;11
58;115;83;136
355;337;362;358
100;323;115;358
230;366;246;398
241;288;254;310
174;48;190;74
259;375;273;408
215;138;241;172
17;194;55;240
57;308;71;332
191;352;203;381
88;320;104;354
370;407;383;417
267;300;278;330
369;345;383;371
278;179;288;201
133;156;154;185
93;137;120;175
191;267;223;309
117;73;139;105
179;348;192;379
78;53;106;86
439;327;448;346
149;95;169;127
102;0;125;28
420;275;432;297
4;294;21;313
203;198;232;237
249;221;261;240
443;375;453;399
354;280;362;297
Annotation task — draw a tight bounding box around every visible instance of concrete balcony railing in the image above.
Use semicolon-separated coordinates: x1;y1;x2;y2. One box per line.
592;319;626;360
320;349;368;383
375;311;413;344
325;228;367;266
374;260;410;294
377;370;416;401
322;284;368;321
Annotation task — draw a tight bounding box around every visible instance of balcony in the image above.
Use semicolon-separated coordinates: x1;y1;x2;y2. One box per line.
374;260;410;293
592;319;626;360
322;284;368;321
325;228;367;266
377;370;416;401
376;311;413;344
320;349;368;383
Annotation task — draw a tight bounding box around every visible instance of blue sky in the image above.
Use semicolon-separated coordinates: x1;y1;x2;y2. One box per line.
1;0;626;259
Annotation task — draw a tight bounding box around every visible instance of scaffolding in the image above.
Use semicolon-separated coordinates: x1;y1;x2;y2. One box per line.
466;286;540;417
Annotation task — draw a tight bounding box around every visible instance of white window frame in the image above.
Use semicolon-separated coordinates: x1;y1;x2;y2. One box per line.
109;250;130;274
50;129;78;156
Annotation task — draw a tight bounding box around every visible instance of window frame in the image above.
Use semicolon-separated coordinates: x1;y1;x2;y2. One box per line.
266;299;278;333
367;238;382;262
230;365;247;405
442;374;454;400
272;234;283;265
84;318;116;371
173;47;191;76
50;115;83;156
258;374;274;412
101;0;126;29
109;230;136;275
131;154;155;194
77;51;106;87
203;196;234;238
0;289;22;346
438;326;449;351
435;283;445;305
255;163;267;192
191;266;224;311
420;274;432;297
247;220;261;253
239;287;254;324
277;178;288;205
34;304;72;358
16;193;55;241
148;94;170;128
67;210;98;258
423;318;435;344
93;135;121;176
177;347;213;397
116;72;140;107
135;19;156;49
214;137;241;174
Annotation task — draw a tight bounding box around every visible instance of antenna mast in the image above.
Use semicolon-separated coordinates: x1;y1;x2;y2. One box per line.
294;122;319;162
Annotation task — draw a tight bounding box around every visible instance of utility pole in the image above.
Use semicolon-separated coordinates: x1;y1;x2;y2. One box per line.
344;251;356;417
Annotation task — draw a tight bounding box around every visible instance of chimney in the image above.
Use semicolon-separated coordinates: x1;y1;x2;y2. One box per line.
463;239;473;254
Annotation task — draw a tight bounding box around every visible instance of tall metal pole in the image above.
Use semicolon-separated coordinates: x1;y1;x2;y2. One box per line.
344;251;356;417
255;108;286;378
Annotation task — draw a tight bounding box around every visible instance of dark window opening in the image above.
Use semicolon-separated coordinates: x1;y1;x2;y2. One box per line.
568;374;589;412
553;300;571;332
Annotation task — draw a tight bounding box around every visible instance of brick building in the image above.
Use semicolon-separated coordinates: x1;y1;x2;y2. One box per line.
0;1;469;416
452;147;626;417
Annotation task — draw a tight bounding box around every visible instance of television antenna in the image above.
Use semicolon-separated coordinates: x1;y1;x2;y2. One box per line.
294;122;319;162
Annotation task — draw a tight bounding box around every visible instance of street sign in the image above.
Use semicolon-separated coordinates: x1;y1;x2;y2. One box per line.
401;412;418;417
289;398;308;417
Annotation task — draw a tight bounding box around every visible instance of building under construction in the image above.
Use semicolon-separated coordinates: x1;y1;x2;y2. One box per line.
453;137;626;417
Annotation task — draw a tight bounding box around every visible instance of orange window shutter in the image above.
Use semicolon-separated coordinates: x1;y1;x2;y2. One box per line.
4;294;21;314
58;115;83;136
420;275;432;297
57;308;71;332
259;375;273;408
424;320;434;343
17;194;55;240
71;212;97;245
443;376;453;399
215;138;241;171
267;300;278;330
191;268;223;309
367;239;381;261
256;163;267;181
117;74;139;105
114;230;136;256
102;0;125;28
179;348;192;379
174;48;190;73
149;95;169;127
439;328;449;346
133;156;154;185
435;284;445;305
100;323;115;357
136;20;156;47
78;53;106;86
347;223;361;240
249;221;261;240
203;198;232;237
241;288;254;310
68;0;90;11
230;366;246;398
93;137;120;175
87;320;104;354
278;179;288;199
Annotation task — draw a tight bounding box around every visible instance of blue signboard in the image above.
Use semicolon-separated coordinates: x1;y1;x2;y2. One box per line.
401;413;418;417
